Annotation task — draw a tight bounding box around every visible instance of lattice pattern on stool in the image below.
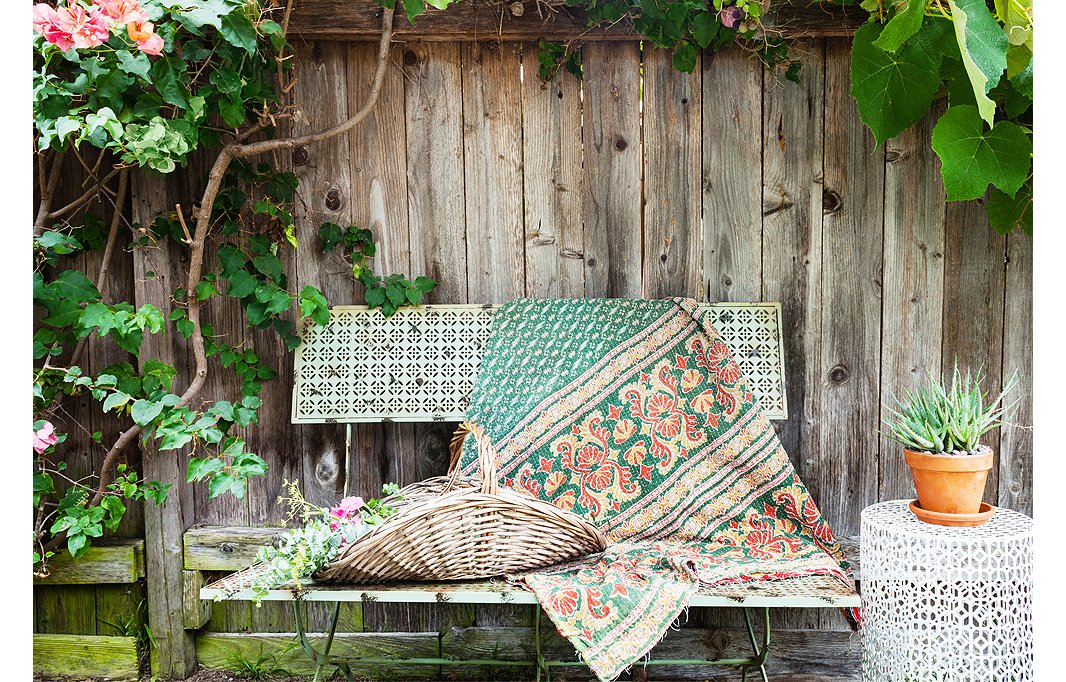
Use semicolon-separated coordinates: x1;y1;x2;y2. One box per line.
860;500;1033;682
292;302;788;423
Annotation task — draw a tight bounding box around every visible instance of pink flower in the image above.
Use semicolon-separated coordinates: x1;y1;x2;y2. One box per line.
327;496;363;529
93;0;147;24
33;3;74;51
127;20;163;55
52;4;113;50
33;422;58;454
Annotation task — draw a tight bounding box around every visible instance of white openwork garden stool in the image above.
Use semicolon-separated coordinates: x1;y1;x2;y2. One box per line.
860;500;1033;682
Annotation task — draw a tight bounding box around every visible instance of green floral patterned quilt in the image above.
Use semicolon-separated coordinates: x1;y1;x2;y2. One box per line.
456;298;852;681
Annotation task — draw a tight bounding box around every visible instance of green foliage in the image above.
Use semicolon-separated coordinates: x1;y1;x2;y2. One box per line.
845;0;1033;233
883;363;1019;454
319;222;437;317
245;481;401;603
34;0;288;173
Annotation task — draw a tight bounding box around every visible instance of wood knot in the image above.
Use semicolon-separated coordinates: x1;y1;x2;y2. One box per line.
219;543;236;554
822;189;842;214
615;137;628;151
292;146;308;166
885;149;902;163
723;275;733;287
587;258;597;267
403;49;418;65
829;364;849;384
325;187;342;211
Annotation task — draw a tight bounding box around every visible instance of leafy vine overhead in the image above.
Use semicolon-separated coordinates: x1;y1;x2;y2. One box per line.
402;0;793;79
31;2;435;571
843;0;1033;234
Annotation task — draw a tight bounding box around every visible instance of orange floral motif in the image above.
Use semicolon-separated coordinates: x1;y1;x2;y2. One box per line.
622;364;705;470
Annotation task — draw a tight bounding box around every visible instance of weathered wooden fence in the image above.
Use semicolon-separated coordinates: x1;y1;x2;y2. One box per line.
35;22;1032;682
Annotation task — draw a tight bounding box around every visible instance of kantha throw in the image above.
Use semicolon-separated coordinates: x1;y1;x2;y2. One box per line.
456;298;853;681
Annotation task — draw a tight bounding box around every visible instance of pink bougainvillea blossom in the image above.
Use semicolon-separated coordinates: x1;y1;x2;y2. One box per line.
127;20;163;55
93;0;148;25
328;496;365;530
53;4;113;50
33;422;58;454
33;3;74;51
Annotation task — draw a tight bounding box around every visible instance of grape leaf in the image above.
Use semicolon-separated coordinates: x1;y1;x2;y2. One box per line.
851;23;940;144
987;184;1032;235
873;0;926;53
931;105;1031;201
948;0;1008;125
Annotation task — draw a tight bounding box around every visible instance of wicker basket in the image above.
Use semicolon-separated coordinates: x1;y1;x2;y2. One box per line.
315;422;607;583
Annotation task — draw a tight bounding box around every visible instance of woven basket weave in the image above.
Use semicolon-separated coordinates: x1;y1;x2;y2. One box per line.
314;422;607;583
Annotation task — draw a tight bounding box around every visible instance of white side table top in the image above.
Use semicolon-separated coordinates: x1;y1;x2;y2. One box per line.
861;499;1033;540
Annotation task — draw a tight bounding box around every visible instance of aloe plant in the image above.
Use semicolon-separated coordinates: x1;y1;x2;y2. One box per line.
883;364;1019;454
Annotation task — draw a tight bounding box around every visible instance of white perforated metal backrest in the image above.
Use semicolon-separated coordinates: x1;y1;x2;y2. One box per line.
292;303;788;423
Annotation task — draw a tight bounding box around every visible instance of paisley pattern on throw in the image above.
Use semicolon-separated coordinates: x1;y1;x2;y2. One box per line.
457;298;852;681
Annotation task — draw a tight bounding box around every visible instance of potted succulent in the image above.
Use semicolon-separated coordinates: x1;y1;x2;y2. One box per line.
883;364;1018;526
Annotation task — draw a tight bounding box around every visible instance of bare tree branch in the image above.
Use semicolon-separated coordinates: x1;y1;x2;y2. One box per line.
34;153;65;236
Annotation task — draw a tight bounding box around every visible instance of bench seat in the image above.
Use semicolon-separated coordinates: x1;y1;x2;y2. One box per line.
201;562;859;608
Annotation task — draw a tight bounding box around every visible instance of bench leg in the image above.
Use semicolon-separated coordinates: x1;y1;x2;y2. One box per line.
292;601;346;682
741;606;771;682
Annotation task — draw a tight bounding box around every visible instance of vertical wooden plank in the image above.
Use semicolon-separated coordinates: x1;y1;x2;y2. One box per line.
942;201;1006;502
817;40;883;536
761;40;825;474
35;586;98;635
292;42;355;511
703;45;764;302
348;42;411;278
403;42;468;304
642;46;702;299
461;41;524;304
760;42;825;632
131;169;196;675
999;233;1032;515
879;104;947;502
581;42;643;298
521;43;585;298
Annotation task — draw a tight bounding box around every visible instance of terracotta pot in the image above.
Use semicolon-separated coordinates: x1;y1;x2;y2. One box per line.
905;447;993;515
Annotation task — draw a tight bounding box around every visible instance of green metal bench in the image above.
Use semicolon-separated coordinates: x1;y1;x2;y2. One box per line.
202;303;860;682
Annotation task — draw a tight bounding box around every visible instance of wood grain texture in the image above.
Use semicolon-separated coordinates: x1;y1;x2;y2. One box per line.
183;570;212;630
292;42;356;511
34;540;144;585
942;200;1006;502
461;42;525;304
761;40;825;477
403;42;468;304
999;233;1033;515
33;634;141;681
196;631;440;679
815;40;883;537
440;625;859;680
879;104;947;502
522;42;585;299
703;44;764;302
131;169;197;676
287;0;866;42
643;46;703;299
581;42;643;298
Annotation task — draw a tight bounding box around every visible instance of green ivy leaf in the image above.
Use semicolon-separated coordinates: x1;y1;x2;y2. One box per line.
252;254;283;284
115;50;152;79
948;0;1009;125
403;0;426;24
151;56;189;109
931;105;1032;201
187;457;223;482
691;12;720;50
52;270;101;303
131;399;165;426
102;391;131;413
208;472;247;499
671;42;697;73
298;286;331;326
364;285;386;308
219;12;257;54
873;0;926;53
319;223;344;252
987;183;1032;235
851;22;940;144
226;270;257;299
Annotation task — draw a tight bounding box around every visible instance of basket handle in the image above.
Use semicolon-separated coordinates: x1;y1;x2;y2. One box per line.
453;421;500;495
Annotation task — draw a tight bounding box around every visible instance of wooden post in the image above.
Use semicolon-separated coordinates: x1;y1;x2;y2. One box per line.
131;170;196;678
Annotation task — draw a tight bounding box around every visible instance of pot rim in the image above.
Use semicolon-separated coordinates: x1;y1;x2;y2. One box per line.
904;446;994;472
